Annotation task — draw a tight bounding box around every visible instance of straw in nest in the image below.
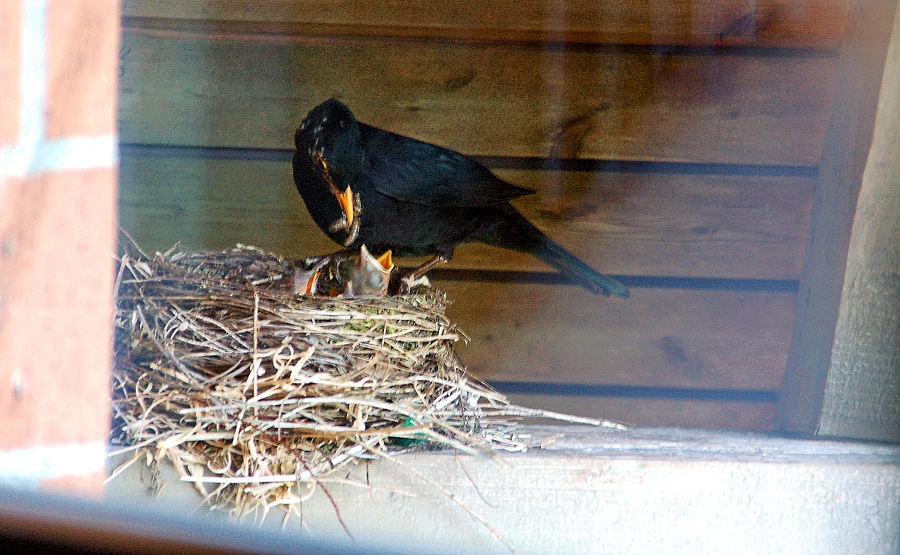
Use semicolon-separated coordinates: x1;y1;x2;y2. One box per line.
108;243;621;525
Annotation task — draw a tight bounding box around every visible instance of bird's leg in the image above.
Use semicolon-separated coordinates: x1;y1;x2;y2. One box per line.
399;254;448;294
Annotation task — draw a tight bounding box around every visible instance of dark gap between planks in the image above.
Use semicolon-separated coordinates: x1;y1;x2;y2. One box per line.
119;143;818;178
429;270;798;293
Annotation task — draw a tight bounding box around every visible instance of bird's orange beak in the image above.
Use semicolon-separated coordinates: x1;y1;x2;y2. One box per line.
376;249;393;271
315;154;355;227
336;185;355;227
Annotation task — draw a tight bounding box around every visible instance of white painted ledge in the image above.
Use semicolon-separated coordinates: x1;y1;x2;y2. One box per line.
104;426;900;555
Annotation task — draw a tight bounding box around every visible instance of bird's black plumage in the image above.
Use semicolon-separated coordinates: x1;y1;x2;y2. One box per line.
292;98;628;297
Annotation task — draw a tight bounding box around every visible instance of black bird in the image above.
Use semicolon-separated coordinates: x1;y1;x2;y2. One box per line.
292;98;628;297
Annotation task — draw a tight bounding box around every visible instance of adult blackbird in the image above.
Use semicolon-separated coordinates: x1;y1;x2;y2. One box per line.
292;98;628;297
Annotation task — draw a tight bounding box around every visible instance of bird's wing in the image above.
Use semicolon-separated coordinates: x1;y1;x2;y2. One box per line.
360;123;533;208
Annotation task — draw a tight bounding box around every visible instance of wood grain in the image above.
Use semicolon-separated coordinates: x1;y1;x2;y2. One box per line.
120;0;850;48
820;3;900;442
119;155;812;280
118;32;838;165
776;0;898;435
497;168;812;280
436;279;793;390
112;0;843;431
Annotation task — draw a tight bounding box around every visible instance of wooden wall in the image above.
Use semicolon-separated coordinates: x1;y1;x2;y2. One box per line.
117;0;851;430
818;3;900;441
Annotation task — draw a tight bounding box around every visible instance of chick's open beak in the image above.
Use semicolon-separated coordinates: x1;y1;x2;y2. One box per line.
376;250;393;272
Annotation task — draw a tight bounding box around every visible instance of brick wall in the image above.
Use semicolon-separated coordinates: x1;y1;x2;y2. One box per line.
0;0;120;494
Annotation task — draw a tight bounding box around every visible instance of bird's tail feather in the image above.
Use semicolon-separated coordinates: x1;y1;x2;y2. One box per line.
484;207;629;297
533;233;629;297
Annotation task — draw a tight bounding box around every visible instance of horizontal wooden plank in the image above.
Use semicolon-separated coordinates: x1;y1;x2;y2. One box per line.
119;155;811;280
119;32;838;166
436;279;793;390
495;168;812;280
120;0;850;48
105;428;900;555
118;155;345;257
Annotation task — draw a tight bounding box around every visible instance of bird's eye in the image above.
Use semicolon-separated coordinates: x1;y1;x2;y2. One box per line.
368;274;384;288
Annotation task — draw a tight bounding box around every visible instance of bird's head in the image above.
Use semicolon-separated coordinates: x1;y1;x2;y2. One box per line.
295;98;365;232
345;245;394;297
295;98;365;194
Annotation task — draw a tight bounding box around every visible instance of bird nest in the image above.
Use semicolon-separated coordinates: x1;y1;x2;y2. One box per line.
109;243;612;520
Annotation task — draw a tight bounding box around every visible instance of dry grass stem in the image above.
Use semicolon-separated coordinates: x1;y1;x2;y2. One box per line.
111;244;619;520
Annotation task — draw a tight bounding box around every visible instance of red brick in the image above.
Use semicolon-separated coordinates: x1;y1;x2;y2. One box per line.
0;0;20;147
45;0;121;139
0;167;116;494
